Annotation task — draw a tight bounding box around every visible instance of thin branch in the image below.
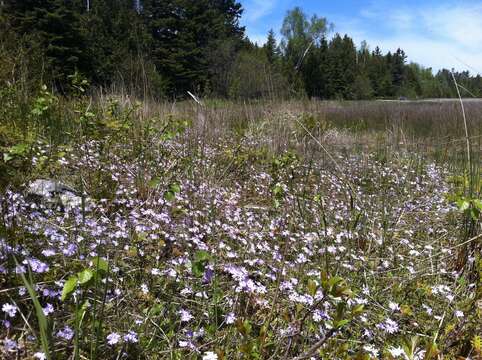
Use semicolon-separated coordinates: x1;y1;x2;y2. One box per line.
291;328;337;360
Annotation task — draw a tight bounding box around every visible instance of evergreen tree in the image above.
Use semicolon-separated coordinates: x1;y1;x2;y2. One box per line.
4;0;89;87
264;29;279;65
142;0;244;95
326;34;356;99
391;48;407;95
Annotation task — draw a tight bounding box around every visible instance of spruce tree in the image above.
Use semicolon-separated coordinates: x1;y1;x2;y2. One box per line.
4;0;89;87
142;0;244;95
264;29;278;65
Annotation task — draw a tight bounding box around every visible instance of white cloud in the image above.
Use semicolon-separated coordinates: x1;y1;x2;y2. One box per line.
421;4;482;50
337;2;482;74
243;0;277;23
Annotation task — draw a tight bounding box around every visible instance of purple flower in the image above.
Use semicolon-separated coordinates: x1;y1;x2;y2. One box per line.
225;312;236;324
202;267;214;284
56;326;74;341
24;258;49;273
377;318;399;334
2;320;11;329
123;331;138;343
107;332;121;345
41;249;56;257
62;244;77;257
4;337;17;351
179;309;193;322
42;303;54;316
312;309;329;322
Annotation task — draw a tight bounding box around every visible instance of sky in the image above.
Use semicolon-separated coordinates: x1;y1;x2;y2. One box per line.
238;0;482;74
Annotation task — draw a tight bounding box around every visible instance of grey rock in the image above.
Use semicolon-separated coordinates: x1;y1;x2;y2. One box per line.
27;179;84;210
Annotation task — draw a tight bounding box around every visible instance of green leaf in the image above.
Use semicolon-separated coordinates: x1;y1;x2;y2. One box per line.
194;250;210;262
473;199;482;209
457;199;470;212
169;183;181;193
164;191;176;202
148;177;161;189
78;269;94;284
16;258;52;360
351;304;364;316
91;257;108;273
61;276;78;301
192;261;206;277
334;319;350;328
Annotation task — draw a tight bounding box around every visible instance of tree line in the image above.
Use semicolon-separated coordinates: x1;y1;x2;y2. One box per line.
1;2;481;99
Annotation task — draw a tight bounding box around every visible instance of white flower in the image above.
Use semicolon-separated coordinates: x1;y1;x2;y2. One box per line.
106;332;121;345
202;351;218;360
34;353;47;360
454;310;464;318
2;303;17;318
388;346;405;358
363;344;379;357
388;302;400;312
225;312;236;324
140;283;149;295
179;309;193;322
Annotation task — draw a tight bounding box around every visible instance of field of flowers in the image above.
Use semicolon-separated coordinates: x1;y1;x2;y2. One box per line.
0;96;481;359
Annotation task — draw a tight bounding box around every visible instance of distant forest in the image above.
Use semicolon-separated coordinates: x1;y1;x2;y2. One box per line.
1;1;481;99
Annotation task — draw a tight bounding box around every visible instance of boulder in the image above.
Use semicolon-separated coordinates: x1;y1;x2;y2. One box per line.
26;179;83;210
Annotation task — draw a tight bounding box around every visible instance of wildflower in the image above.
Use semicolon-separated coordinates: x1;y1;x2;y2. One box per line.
25;258;49;273
2;320;11;329
151;268;161;275
42;303;54;316
106;332;121;345
225;312;236;324
123;331;138;343
56;326;74;341
312;309;329;322
2;303;17;318
363;344;379;357
140;283;149;295
34;353;47;360
454;310;464;318
202;267;214;284
179;309;193;322
179;340;196;350
377;318;399;334
15;265;26;274
4;338;17;351
388;346;405;357
388;302;400;312
41;249;56;257
203;351;218;360
422;304;432;315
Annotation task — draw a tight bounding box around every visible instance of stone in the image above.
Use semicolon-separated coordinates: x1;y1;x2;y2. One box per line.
26;179;83;210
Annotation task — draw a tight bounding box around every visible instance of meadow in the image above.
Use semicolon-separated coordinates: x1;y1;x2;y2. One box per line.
0;89;481;359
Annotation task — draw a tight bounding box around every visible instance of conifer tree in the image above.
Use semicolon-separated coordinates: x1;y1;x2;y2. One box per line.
4;0;89;86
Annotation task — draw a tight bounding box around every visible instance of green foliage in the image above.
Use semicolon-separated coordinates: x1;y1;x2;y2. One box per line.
31;85;58;118
2;1;482;99
61;258;109;301
191;250;211;277
16;259;52;360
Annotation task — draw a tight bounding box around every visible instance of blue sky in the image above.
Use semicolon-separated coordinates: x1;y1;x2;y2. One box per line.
238;0;482;74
